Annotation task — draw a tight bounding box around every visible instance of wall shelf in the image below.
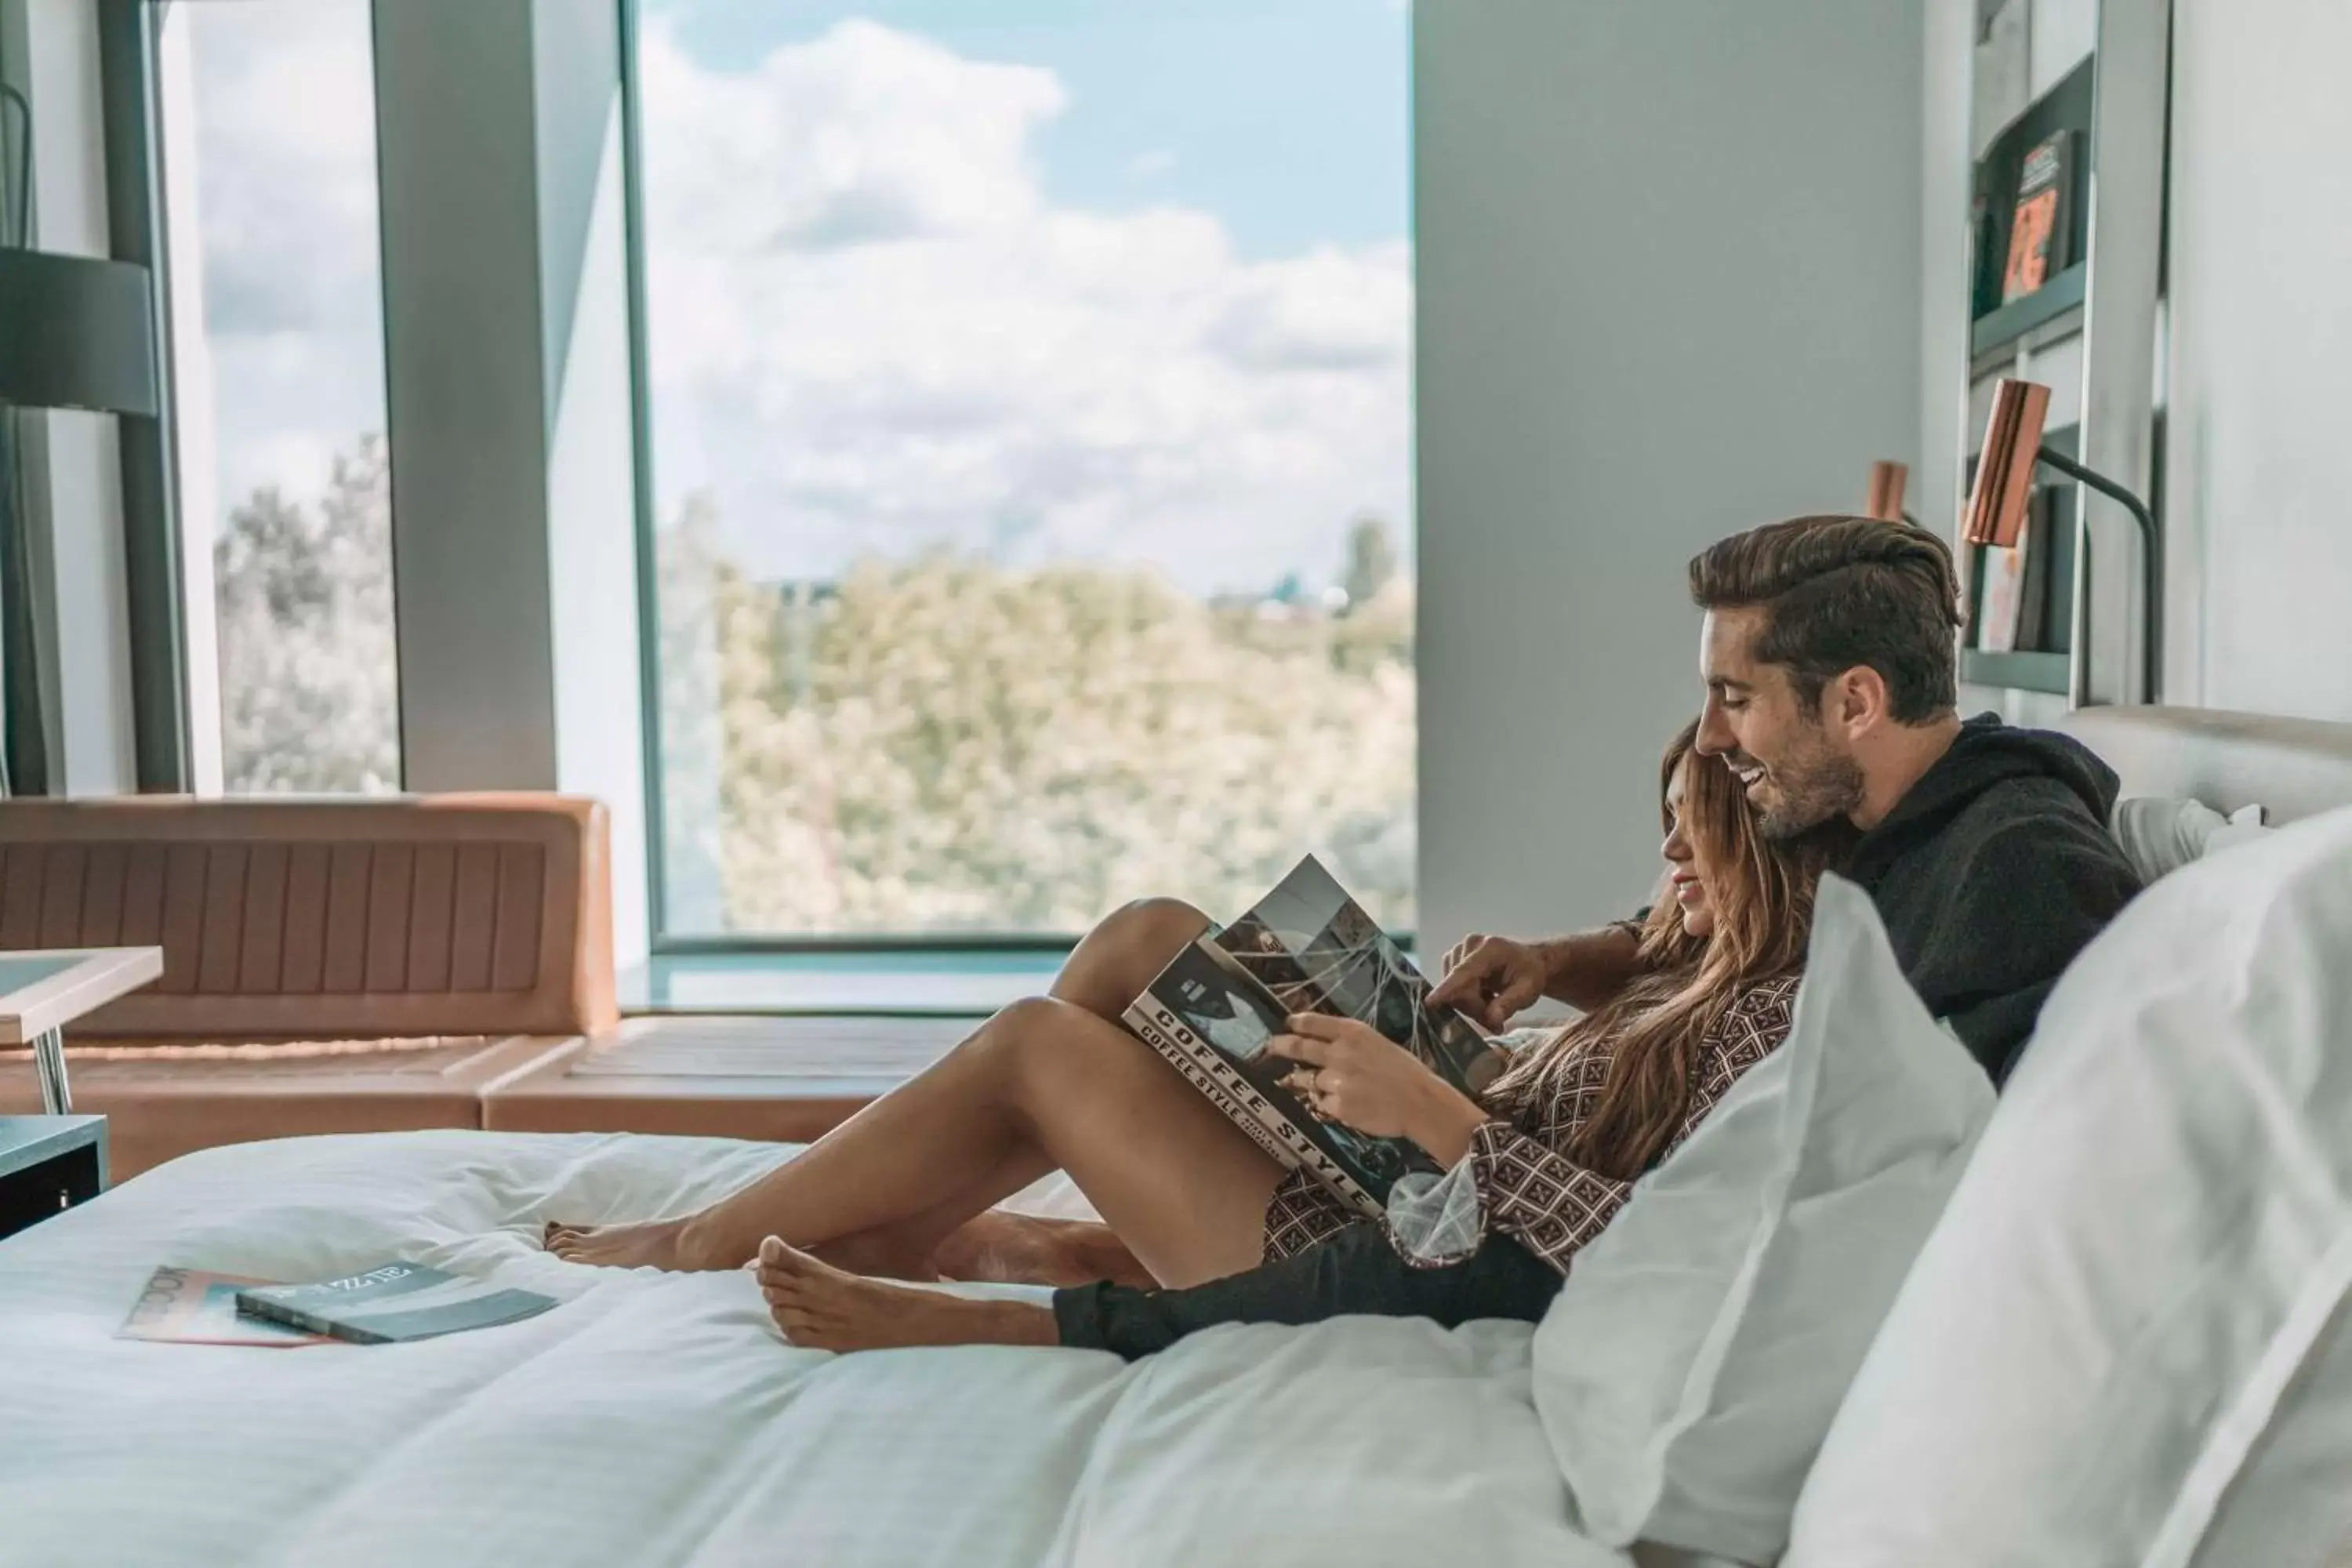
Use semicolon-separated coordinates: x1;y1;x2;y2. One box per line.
1960;648;2070;695
1970;263;2087;358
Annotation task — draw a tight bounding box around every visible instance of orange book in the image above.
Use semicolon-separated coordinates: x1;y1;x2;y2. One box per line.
2002;131;2074;303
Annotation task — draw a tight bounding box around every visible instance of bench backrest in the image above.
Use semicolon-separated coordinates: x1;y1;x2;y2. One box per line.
0;794;616;1039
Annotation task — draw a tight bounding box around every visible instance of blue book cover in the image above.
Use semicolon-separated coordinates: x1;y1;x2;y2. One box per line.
234;1263;557;1345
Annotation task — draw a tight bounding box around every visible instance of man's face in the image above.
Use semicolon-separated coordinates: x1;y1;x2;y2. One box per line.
1695;607;1864;838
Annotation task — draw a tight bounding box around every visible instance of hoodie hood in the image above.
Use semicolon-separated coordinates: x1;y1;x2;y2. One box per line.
1849;713;2120;870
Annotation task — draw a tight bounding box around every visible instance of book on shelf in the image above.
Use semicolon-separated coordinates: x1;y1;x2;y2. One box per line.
235;1262;557;1345
1976;533;2028;654
2002;129;2076;304
1122;857;1498;1218
2014;488;2054;652
118;1266;339;1347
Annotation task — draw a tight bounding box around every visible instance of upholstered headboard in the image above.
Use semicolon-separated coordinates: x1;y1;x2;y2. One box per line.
2060;706;2352;826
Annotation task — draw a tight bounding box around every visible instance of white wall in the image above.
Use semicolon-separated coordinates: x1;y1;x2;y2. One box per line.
2166;0;2352;724
1416;0;1926;954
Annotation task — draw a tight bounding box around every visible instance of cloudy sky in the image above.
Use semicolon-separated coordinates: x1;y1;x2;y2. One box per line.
176;0;1413;596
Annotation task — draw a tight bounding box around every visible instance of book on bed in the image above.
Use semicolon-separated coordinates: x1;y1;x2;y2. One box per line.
234;1262;557;1345
1123;857;1497;1219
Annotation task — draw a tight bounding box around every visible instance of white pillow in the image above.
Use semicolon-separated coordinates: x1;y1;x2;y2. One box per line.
2111;794;2271;882
1536;876;1994;1565
1784;804;2352;1568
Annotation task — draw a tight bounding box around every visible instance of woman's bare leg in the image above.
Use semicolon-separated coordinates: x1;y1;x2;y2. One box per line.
815;897;1210;1283
549;898;1212;1282
550;995;1279;1287
1047;896;1210;1021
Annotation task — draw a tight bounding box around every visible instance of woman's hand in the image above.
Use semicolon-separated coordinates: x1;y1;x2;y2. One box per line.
1262;1014;1492;1166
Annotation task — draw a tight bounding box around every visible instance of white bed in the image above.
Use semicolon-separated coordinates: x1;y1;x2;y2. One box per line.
0;1129;1640;1568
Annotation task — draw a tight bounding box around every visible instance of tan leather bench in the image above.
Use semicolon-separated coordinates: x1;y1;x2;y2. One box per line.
0;794;615;1178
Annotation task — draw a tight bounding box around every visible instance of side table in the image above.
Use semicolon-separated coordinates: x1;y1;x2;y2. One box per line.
0;1114;107;1240
0;947;165;1114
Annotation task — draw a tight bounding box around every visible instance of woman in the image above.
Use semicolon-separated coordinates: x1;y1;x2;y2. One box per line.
548;723;1844;1356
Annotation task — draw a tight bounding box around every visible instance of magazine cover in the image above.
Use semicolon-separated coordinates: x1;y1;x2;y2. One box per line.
118;1267;336;1348
1217;856;1497;1094
2002;129;2074;303
1129;938;1420;1215
236;1263;557;1345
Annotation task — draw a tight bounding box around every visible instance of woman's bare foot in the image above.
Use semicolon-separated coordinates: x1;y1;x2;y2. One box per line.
931;1210;1152;1288
756;1237;1057;1352
546;1212;947;1279
544;1216;717;1271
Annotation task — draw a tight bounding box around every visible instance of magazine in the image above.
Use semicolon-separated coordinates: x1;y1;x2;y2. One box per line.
235;1262;557;1345
118;1266;338;1348
1122;857;1495;1218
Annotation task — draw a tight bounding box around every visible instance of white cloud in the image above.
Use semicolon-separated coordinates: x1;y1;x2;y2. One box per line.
174;0;388;522
637;19;1412;593
179;12;1414;596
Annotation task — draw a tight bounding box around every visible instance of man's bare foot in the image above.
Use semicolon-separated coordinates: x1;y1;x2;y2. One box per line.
544;1216;718;1271
931;1210;1152;1288
756;1236;1057;1352
808;1229;940;1283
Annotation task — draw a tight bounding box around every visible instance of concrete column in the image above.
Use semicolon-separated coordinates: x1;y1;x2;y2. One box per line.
373;0;650;963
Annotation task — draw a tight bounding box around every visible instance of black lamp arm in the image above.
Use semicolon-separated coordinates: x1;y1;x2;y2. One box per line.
2034;445;2161;704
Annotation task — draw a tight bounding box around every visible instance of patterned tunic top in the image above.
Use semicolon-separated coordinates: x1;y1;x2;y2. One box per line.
1261;972;1802;1276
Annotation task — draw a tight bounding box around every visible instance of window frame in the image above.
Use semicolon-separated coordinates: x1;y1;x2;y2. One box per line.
100;0;192;793
615;0;1081;959
614;0;1421;957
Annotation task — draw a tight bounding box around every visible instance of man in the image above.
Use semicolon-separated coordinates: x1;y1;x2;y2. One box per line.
1432;515;2140;1085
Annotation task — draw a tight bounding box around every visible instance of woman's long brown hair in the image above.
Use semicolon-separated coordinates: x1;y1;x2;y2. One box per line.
1483;721;1847;1179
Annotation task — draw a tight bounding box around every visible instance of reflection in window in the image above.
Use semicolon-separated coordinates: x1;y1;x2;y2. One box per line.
162;0;400;793
635;3;1414;936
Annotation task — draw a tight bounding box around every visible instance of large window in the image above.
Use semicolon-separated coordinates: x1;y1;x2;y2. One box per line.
635;2;1414;938
160;0;401;793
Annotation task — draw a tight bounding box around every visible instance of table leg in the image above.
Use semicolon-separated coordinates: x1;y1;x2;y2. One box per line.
33;1026;71;1116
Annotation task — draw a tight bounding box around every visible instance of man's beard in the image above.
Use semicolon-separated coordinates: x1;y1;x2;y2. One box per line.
1747;738;1865;840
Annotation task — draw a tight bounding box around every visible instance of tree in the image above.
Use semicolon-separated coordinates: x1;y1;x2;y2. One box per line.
670;540;1418;935
212;437;1420;932
1342;514;1399;610
213;435;400;793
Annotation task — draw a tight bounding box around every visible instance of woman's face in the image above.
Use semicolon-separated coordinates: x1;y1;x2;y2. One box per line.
1661;760;1717;939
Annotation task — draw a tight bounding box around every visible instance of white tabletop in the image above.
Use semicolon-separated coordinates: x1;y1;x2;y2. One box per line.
0;947;165;1044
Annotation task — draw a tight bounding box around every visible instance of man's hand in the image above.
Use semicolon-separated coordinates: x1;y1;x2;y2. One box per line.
1429;934;1552;1032
1263;1014;1489;1163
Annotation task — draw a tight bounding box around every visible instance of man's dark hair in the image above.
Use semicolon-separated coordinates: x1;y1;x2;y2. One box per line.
1689;515;1964;724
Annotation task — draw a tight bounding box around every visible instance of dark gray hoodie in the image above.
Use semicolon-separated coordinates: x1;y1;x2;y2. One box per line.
1843;713;2141;1083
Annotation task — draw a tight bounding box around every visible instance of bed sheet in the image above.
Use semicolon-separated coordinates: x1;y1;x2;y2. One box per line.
0;1130;1625;1568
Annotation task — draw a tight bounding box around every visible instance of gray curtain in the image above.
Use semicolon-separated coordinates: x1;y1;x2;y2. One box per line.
1;78;44;796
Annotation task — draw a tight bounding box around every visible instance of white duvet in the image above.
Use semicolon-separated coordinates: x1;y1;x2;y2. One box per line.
0;1131;1627;1568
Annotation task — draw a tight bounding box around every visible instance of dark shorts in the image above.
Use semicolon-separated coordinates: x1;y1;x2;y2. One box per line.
1051;1219;1562;1360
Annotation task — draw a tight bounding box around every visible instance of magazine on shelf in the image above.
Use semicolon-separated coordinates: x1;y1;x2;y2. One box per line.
2002;129;2076;304
1122;857;1496;1218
